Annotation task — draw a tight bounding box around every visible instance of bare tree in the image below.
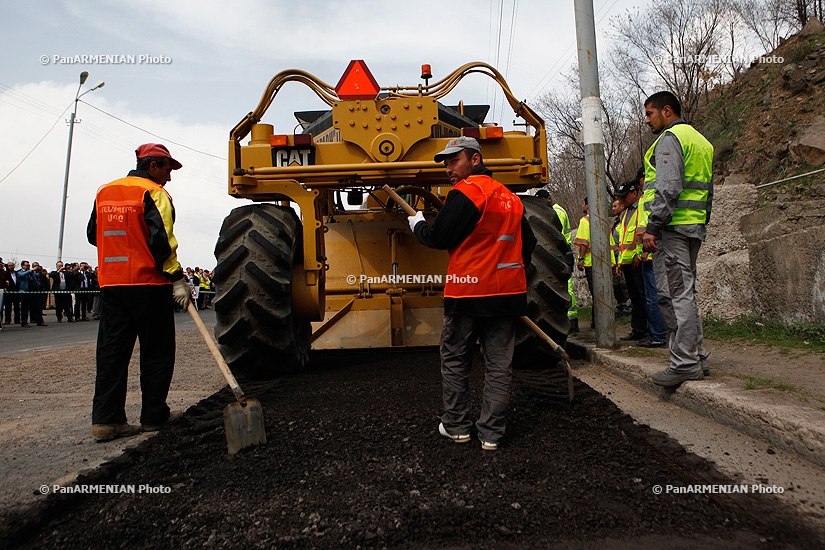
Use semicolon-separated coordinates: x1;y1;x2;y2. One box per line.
536;69;643;193
735;0;799;51
610;0;729;122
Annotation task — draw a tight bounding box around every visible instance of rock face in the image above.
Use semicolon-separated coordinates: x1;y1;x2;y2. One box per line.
697;179;759;320
741;199;825;323
791;116;825;165
570;181;825;326
799;16;825;36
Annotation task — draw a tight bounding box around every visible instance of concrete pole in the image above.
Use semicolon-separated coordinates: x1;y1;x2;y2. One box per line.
57;108;77;264
574;0;615;347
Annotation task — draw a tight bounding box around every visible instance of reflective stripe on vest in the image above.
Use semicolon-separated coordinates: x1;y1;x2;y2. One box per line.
553;203;572;245
617;204;642;265
641;123;713;227
572;215;592;268
444;174;527;299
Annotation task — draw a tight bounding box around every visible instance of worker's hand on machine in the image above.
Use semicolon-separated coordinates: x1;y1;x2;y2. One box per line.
407;211;425;232
172;278;192;309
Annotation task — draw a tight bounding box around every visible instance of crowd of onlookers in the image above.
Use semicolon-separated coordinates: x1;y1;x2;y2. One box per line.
0;257;214;331
183;266;214;311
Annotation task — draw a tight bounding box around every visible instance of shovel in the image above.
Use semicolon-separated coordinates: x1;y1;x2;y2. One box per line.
383;185;575;403
520;316;575;403
187;303;267;454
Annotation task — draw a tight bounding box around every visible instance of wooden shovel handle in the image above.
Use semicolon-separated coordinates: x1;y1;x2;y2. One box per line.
188;302;246;405
382;185;418;216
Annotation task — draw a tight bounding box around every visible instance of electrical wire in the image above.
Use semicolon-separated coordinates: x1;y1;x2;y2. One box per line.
79;100;226;160
0;102;71;185
526;0;621;101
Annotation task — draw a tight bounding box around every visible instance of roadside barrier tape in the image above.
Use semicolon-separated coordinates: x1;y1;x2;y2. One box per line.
3;290;216;295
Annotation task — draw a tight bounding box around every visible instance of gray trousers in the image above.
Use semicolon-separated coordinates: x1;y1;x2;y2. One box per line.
652;230;707;372
440;315;515;444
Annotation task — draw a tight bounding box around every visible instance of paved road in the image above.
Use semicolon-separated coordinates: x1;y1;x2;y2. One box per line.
0;308;216;357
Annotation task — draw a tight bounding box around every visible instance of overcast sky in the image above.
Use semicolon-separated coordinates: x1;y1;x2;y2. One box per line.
1;0;638;270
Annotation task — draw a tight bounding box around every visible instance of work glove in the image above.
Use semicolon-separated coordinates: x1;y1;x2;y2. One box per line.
172;278;192;309
408;211;425;232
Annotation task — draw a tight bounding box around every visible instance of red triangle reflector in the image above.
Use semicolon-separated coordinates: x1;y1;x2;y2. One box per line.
335;60;380;101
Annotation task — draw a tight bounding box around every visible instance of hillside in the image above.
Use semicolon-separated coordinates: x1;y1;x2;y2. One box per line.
691;18;825;325
698;17;825;201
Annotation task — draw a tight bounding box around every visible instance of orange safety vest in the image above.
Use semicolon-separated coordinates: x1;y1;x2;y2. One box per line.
444;174;527;299
95;176;175;287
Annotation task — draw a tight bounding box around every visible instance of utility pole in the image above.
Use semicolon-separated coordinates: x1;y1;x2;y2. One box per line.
574;0;615;347
57;71;104;264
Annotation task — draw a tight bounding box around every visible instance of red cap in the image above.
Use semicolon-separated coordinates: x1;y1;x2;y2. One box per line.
135;143;182;170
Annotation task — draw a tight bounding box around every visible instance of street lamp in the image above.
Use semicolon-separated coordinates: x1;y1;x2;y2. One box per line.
57;71;105;263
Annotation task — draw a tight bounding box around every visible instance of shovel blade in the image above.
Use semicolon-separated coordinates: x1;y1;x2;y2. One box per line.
223;399;267;455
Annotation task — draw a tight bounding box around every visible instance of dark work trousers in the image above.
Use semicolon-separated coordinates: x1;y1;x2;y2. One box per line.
440;315;515;444
621;263;648;337
20;294;31;325
54;292;74;321
75;292;91;320
4;293;20;324
92;285;175;425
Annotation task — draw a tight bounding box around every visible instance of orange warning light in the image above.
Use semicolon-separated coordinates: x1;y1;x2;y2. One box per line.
335;60;380;101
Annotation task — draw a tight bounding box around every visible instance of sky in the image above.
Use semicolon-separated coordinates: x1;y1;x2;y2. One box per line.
1;0;639;271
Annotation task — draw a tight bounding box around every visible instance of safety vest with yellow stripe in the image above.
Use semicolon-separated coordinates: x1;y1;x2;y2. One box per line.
573;215;592;268
637;123;713;237
617;203;643;266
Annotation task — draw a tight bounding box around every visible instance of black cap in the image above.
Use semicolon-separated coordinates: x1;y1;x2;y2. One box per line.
535;189;550;199
616;180;639;198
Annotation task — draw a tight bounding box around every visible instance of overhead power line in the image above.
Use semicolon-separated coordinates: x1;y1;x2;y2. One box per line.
0;102;72;185
526;0;621;101
79;100;226;161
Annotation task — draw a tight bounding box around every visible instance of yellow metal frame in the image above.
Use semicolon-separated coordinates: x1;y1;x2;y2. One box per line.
225;61;549;347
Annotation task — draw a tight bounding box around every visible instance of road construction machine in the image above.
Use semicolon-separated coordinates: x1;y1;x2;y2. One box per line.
215;60;572;378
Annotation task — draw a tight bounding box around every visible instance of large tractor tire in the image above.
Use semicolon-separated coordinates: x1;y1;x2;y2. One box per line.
515;196;574;365
212;204;310;379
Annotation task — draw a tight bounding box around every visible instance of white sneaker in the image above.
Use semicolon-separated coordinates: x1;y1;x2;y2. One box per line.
438;422;470;443
480;440;498;451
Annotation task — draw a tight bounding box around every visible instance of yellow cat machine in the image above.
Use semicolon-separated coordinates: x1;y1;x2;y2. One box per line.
216;60;572;377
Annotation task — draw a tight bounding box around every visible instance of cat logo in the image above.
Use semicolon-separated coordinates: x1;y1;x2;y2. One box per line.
271;146;315;167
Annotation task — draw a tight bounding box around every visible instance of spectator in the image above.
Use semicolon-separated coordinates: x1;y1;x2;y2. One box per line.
75;262;93;321
0;257;8;332
32;262;50;321
91;266;101;320
197;267;211;310
4;261;20;325
16;260;46;327
50;261;75;323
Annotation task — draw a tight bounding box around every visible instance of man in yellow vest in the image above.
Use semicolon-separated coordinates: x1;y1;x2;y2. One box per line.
615;180;649;342
536;189;578;332
640;92;713;387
